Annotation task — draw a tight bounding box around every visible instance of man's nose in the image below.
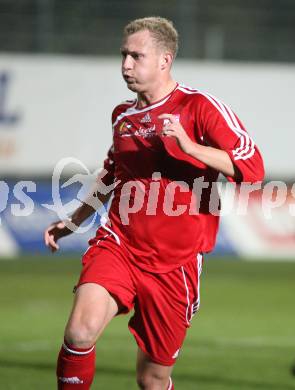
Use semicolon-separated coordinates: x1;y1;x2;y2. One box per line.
122;55;133;70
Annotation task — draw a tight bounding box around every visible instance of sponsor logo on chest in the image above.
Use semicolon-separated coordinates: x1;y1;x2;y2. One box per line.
118;113;180;138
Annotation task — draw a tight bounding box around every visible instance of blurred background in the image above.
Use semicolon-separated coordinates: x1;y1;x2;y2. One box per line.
0;1;294;389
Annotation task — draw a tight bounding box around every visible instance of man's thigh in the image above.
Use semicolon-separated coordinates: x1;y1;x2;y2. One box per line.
129;254;203;366
65;283;119;345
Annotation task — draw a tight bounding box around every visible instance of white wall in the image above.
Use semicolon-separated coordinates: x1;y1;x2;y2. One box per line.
0;54;294;178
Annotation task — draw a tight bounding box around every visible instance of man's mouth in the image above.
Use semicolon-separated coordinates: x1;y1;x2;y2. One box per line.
123;75;135;83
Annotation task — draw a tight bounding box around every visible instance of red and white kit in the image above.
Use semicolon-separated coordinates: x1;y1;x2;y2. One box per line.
79;83;264;364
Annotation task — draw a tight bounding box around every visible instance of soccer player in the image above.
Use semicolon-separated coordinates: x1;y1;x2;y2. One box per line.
44;17;264;390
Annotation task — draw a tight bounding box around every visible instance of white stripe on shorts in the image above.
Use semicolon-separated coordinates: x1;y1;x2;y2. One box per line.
181;266;191;326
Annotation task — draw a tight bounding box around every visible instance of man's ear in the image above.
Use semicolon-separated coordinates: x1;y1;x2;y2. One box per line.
160;52;174;70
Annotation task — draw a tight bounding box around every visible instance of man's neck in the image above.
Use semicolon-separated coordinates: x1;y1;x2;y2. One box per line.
136;79;177;108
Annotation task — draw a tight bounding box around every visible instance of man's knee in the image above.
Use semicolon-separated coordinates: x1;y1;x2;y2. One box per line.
136;371;170;390
65;318;100;348
64;283;118;348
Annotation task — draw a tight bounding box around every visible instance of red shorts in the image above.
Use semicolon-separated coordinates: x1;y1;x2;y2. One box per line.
77;234;203;366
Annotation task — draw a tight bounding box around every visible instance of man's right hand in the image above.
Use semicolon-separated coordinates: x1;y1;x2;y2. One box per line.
44;220;73;253
43;179;113;253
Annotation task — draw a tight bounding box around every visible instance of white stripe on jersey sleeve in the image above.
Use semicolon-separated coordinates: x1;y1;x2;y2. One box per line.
177;85;255;160
206;93;255;160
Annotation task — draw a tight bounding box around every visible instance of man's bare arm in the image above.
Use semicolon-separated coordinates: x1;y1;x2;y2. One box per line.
159;113;237;178
44;184;113;253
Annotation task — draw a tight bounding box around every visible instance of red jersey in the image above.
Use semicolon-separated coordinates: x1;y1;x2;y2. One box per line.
96;83;264;273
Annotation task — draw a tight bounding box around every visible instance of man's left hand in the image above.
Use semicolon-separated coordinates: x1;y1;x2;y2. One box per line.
158;114;195;155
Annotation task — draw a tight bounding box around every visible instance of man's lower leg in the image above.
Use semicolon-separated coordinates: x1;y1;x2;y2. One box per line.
56;340;96;389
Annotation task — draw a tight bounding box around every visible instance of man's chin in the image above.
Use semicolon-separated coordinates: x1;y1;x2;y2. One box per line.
126;82;139;92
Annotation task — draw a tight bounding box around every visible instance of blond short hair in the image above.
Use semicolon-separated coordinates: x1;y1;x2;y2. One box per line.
123;16;179;58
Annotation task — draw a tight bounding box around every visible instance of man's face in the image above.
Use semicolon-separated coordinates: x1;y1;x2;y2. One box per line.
121;30;164;93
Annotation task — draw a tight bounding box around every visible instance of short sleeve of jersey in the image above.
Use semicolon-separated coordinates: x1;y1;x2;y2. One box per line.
195;93;265;183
